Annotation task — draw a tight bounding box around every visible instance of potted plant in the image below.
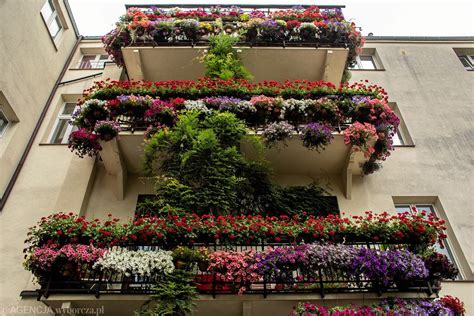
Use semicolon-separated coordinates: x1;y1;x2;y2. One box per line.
94;120;121;141
137;270;198;316
172;246;199;270
300;122;333;152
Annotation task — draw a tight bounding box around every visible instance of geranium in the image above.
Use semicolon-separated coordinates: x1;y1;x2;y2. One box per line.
262;121;295;147
300;123;333;151
93;247;174;277
68;128;102;157
343;122;378;157
440;296;466;315
25;211;448;250
207;250;259;294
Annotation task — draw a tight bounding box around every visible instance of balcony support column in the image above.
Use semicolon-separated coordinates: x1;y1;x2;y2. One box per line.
342;150;355;199
130;49;145;80
99;138;127;200
242;301;252;316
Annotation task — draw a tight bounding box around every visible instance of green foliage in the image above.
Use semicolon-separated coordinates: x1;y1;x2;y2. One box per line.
136;270;198;316
144;111;250;213
142;111;332;216
202;33;253;80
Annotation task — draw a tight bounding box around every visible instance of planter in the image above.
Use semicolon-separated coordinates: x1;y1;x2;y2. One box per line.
198;260;209;272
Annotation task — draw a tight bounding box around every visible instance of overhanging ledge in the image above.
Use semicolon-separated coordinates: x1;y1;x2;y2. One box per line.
122;46;348;84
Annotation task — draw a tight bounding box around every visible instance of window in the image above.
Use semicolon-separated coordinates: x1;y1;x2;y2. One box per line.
78;55;110;69
0;110;9;137
41;0;63;40
395;204;461;279
392;128;404;146
458;55;474;71
50;103;77;144
351;55;377;70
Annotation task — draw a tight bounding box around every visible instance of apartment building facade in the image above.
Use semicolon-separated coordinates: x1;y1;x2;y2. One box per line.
0;2;473;316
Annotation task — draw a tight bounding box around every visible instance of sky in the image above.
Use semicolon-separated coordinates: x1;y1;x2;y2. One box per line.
69;0;474;37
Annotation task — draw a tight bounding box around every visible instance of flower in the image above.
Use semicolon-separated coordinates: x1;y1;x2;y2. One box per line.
343;122;378;157
262;121;295;147
300;122;333;151
93;247;174;277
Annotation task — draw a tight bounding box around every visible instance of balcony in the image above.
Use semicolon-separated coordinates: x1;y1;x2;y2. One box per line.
123;46;348;83
99;127;369;199
21;242;437;316
69;79;396;200
103;5;362;84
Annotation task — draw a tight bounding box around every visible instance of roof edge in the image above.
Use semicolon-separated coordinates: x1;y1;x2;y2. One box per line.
366;36;474;42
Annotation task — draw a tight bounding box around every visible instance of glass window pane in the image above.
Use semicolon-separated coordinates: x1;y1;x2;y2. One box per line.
415;204;435;215
395;205;410;214
360;56;376;70
79;55;95;69
62;103;76;115
51;119;69;144
392;129;404;146
0;111;9;135
41;0;54;20
459;56;471;69
49;16;61;38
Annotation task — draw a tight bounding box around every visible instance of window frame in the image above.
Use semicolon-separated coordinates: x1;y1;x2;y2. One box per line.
0;109;9;137
458;55;474;71
40;0;63;42
394;203;463;280
78;54;111;70
49;102;77;144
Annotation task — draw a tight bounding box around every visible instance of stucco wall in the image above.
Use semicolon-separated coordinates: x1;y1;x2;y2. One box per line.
0;0;77;198
0;39;473;315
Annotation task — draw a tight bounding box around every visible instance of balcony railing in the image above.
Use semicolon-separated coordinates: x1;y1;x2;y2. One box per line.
31;243;438;300
103;5;362;82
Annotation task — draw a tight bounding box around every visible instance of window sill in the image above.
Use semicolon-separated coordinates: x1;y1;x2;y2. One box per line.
349;69;386;71
39;143;67;146
69;68;105;71
394;144;415;148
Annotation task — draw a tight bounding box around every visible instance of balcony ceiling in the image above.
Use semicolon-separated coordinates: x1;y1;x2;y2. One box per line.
122;46;349;84
99;133;367;200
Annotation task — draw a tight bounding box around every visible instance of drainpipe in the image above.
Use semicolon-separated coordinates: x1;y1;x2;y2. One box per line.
0;35;83;211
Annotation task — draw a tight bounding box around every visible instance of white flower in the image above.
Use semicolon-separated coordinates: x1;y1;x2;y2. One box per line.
93;247;174;277
184;100;212;114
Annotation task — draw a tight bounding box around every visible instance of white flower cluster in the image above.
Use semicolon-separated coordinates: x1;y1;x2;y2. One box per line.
280;98;313;119
93;247;174;277
184;100;212;114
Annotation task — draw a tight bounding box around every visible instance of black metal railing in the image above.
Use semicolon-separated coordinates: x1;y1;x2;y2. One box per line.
33;242;438;299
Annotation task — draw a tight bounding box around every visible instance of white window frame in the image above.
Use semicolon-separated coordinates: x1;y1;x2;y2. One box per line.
0;109;9;137
458;55;474;71
41;0;63;41
78;54;111;69
49;103;77;144
394;203;463;280
351;55;378;70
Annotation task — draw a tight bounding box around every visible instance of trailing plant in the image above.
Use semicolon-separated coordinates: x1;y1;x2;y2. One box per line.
136;270;198;316
201;33;252;80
